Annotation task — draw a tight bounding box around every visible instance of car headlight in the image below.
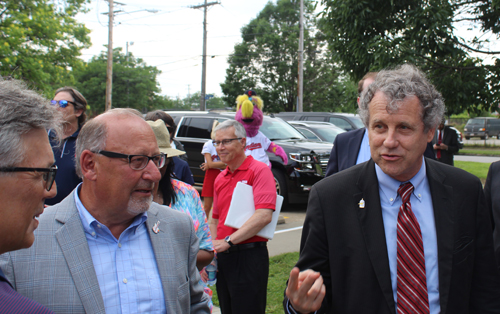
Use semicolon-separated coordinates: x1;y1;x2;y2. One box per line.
289;153;314;171
463;128;468;131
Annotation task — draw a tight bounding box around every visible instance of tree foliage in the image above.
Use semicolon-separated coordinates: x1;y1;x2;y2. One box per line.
73;48;165;116
221;0;356;113
320;0;500;115
0;0;91;95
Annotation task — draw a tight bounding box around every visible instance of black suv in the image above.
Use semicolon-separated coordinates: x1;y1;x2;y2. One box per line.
167;111;333;205
275;112;365;131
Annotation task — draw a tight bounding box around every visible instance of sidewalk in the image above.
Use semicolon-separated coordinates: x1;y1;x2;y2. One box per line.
212;306;221;314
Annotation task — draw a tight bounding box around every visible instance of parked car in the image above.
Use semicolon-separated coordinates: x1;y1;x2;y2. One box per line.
288;121;346;143
167;111;333;205
274;112;364;131
463;117;500;140
448;126;464;149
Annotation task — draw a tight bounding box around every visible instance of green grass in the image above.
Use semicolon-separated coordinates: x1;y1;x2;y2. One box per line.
210;252;299;313
455;160;490;181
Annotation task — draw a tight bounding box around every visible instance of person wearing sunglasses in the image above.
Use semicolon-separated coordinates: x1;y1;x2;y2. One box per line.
46;87;88;206
0;79;61;313
0;108;210;313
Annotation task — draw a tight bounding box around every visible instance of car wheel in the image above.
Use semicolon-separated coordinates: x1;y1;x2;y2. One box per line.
272;168;288;207
465;137;470;140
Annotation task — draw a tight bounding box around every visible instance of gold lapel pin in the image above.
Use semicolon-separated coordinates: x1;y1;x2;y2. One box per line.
358;198;365;209
152;221;160;234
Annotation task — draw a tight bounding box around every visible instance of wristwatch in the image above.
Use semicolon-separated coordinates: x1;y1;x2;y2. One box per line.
224;235;235;247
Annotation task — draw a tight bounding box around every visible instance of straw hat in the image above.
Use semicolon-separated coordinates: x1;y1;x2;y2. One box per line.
146;119;186;158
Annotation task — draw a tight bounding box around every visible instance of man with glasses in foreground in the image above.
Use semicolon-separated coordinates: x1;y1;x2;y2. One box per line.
0;79;59;313
209;120;276;314
1;108;210;313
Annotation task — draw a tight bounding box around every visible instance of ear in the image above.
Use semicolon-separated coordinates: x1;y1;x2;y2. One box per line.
241;137;246;147
426;127;436;143
74;107;84;118
80;150;98;181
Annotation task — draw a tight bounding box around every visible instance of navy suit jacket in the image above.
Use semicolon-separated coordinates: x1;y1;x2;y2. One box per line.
325;128;435;177
0;269;53;314
285;158;500;313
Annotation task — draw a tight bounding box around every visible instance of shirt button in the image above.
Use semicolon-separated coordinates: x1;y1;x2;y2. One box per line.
123;278;128;284
118;243;122;248
91;232;96;237
97;224;101;228
389;198;394;202
418;194;422;198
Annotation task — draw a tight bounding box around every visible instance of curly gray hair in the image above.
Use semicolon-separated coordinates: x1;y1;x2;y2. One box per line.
0;79;62;168
358;64;445;131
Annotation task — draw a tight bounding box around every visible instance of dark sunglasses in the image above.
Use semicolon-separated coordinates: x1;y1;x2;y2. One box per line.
0;165;58;191
50;100;76;108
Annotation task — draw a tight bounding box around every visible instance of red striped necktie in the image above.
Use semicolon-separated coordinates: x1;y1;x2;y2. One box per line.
397;182;429;314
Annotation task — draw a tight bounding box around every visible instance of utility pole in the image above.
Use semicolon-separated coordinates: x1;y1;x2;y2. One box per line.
105;0;117;111
297;0;304;112
103;4;156;111
126;41;134;64
191;1;220;111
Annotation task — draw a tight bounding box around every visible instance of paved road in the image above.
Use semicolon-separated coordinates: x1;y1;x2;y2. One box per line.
455;155;500;163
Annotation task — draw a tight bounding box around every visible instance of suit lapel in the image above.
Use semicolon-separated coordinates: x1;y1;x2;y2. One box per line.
147;206;178;314
54;194;105;314
426;160;455;314
355;160;396;314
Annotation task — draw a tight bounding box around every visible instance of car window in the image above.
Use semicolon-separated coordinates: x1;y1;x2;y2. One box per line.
295;127;321;141
350;116;365;128
260;118;306;140
179;117;213;139
313;127;345;143
329;117;352;130
466;119;485;126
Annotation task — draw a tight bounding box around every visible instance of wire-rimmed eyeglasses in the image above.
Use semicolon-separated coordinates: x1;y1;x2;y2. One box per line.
0;165;58;191
212;138;242;147
93;150;166;170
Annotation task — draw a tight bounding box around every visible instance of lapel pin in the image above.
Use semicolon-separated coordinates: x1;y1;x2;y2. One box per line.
358;198;365;208
152;221;160;234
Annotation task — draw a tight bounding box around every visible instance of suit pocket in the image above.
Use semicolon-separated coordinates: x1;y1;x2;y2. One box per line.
453;236;473;265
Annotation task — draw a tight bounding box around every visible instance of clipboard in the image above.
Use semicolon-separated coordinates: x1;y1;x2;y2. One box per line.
224;181;283;240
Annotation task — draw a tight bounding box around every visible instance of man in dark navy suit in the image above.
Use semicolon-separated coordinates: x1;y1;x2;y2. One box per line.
0;79;58;313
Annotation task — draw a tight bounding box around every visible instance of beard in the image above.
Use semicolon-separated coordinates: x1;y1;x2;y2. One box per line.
127;194;153;215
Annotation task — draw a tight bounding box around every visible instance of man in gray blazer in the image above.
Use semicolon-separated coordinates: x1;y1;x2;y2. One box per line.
0;108;210;313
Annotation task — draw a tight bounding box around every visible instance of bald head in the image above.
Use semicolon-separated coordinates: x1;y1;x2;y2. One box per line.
75;108;156;177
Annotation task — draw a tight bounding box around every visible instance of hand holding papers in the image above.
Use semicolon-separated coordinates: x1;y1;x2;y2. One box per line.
224;181;283;240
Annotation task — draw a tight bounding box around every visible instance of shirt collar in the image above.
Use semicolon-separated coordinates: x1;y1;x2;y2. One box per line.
375;156;426;205
74;183;148;238
222;155;253;176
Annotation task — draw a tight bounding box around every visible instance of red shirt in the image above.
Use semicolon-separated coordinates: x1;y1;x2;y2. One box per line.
212;156;276;243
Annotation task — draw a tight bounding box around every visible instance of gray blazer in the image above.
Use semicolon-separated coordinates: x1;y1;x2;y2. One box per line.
0;191;210;314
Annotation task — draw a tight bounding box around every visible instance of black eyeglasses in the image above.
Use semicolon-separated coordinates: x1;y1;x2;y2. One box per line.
212;138;242;147
93;150;166;170
0;165;58;191
50;100;76;108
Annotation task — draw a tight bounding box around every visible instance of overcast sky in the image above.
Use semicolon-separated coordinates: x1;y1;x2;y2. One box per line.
77;1;498;101
77;0;274;100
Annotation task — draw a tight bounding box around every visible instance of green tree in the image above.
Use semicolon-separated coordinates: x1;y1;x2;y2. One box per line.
320;0;500;115
221;0;354;113
0;0;91;95
74;48;164;116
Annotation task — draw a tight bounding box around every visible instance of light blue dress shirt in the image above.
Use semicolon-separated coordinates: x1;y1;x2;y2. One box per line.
356;128;371;165
375;158;440;313
74;184;166;314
